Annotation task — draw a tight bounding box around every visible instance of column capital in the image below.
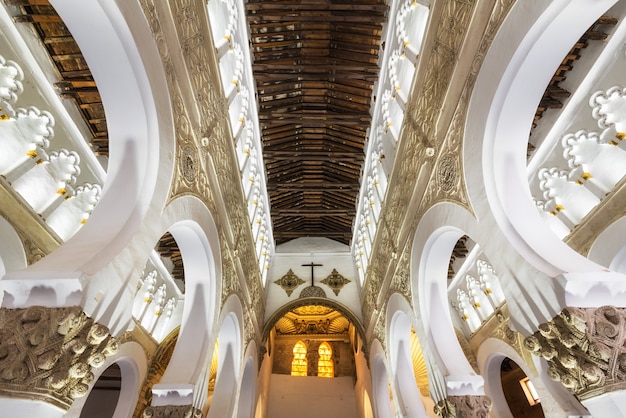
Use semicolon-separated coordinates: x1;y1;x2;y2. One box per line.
434;395;492;417
0;306;118;410
524;306;626;400
143;405;203;417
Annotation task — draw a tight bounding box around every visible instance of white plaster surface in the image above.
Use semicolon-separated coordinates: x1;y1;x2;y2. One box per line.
267;374;358;418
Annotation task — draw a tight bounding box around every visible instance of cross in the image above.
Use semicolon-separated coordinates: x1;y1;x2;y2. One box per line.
302;262;323;287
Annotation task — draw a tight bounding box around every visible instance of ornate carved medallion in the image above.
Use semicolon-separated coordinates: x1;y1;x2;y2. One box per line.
274;269;305;296
437;154;458;193
181;145;198;184
320;269;351;296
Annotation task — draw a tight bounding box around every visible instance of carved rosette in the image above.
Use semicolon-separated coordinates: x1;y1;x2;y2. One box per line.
0;306;118;409
434;395;492;418
524;306;626;400
143;405;203;418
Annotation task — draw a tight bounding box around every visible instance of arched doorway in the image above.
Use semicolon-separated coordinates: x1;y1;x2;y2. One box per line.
79;363;121;418
500;358;545;418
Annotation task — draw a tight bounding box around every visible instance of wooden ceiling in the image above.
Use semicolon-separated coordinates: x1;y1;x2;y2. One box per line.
246;0;387;245
7;0;109;156
8;0;388;247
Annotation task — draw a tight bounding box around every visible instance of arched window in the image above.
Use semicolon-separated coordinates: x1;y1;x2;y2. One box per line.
291;341;307;376
317;342;333;378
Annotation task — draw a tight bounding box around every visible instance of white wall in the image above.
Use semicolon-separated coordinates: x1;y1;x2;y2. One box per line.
265;238;362;323
267;374;358;418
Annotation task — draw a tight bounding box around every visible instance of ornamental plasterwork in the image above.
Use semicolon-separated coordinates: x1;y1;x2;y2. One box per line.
275;269;306;297
220;233;241;304
524;306;626;400
0;306;117;410
134;329;179;416
139;0;263;335
243;308;256;348
362;0;479;319
434;395;492;418
320;269;351;296
468;304;534;374
372;311;387;350
454;328;480;374
299;285;327;299
361;0;515;330
143;405;203;418
292;305;334;316
389;246;412;303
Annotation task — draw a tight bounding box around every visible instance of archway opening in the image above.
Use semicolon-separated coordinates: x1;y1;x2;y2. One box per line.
132;231;185;342
79;363;121;418
500;358;545;418
265;304;360;417
270;305;355;378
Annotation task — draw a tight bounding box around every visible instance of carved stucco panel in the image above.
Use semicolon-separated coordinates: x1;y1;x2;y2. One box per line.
143;405;203;418
434;395;492;418
140;0;262;349
363;0;516;336
0;306;118;410
372;311;387;351
362;0;480;327
525;306;626;400
389;245;412;304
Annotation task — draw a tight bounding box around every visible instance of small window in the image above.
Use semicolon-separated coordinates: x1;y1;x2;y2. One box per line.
291;341;307;376
520;377;540;406
317;342;334;378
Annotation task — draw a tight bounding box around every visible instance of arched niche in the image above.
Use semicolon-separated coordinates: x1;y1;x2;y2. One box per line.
150;197;221;407
79;363;122;418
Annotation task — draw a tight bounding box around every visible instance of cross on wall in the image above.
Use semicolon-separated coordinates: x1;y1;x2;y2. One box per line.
302;262;323;287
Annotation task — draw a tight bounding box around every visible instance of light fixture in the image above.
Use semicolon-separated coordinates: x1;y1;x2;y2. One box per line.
519;377;540;406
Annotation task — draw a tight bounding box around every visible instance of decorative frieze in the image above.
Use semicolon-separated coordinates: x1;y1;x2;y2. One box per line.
524;306;626;400
434;395;492;418
143;405;203;418
0;306;117;410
